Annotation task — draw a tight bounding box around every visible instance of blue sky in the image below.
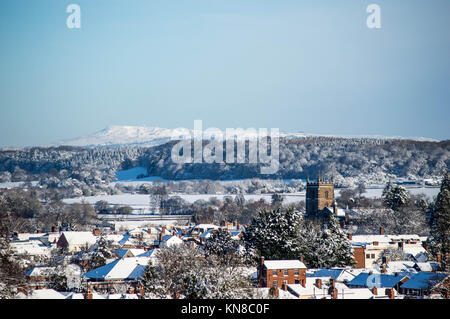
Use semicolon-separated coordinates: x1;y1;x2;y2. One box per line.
1;0;449;147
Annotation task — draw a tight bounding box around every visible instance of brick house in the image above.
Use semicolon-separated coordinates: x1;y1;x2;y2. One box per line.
26;267;55;290
56;231;97;252
258;257;307;288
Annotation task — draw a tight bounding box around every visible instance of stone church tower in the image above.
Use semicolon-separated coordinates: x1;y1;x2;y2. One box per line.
305;175;335;217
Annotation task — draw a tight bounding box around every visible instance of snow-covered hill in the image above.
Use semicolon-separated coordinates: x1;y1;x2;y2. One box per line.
53;125;439;148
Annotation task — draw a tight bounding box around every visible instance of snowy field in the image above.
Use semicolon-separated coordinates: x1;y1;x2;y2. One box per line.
63;187;440;207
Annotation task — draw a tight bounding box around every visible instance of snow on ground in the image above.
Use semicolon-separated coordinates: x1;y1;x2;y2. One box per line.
63;187;439;208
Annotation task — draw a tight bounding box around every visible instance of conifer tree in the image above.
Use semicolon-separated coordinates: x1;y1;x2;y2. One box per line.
90;234;112;269
244;208;303;260
428;173;450;271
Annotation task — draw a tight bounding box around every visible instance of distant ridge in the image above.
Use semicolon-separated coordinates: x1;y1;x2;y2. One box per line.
52;125;440;148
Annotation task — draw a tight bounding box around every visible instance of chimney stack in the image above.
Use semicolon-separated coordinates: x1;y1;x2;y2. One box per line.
51;226;57;233
381;265;387;274
315;278;322;289
93;228;100;236
382;256;389;265
301;279;306;288
372;287;377;295
147;228;151;235
330;278;336;289
385;288;394;299
282;283;287;291
347;233;352;240
379;227;384;235
331;288;338;299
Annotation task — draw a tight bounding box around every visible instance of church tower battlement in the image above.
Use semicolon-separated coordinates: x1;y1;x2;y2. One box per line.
306;174;335;217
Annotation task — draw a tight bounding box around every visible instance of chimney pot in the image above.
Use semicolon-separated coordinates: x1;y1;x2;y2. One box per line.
379;227;384;235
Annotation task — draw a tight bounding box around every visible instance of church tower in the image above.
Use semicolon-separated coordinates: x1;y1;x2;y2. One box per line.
305;174;335;217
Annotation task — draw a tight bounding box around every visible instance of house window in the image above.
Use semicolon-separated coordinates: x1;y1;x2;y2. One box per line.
284;269;288;276
371;254;375;259
273;281;277;288
294;269;299;275
366;254;371;259
325;191;329;199
273;270;277;276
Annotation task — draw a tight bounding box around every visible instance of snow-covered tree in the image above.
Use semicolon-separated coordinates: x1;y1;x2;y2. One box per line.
139;260;165;298
204;229;243;266
244;208;304;260
139;245;255;299
0;239;26;298
89;234;113;269
382;182;410;211
305;215;355;268
428;173;450;271
181;260;254;299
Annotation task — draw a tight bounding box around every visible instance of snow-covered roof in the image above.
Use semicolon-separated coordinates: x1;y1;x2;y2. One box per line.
347;272;410;288
403;245;427;259
26;267;55;277
400;272;448;290
306;268;359;282
27;289;66;299
385;261;417;273
286;277;332;298
255;287;299;299
60;231;97;245
414;262;440;272
136;249;157;258
64;292;84;299
199;229;214;238
16;233;47;241
263;260;306;270
84;257;150;281
9;240;52;256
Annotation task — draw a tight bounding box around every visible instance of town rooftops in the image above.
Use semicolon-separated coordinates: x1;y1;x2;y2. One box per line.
414;262;440;272
347;272;410;288
60;231;97;245
26;266;55;277
83;257;150;281
350;234;422;246
263;260;306;270
400;272;448;290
